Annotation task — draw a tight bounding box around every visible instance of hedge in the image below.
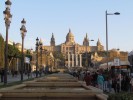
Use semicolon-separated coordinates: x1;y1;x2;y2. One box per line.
108;93;133;100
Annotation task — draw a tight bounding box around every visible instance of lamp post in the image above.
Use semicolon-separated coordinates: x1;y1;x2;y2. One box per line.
36;37;39;78
28;48;33;74
39;42;43;72
20;18;27;81
54;58;56;69
45;50;49;69
3;0;12;85
105;10;120;71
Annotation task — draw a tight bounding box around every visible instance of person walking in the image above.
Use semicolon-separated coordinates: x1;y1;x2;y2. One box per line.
0;68;4;82
112;77;120;93
92;72;98;87
84;72;93;86
97;73;104;90
107;77;112;93
103;74;108;92
130;76;133;92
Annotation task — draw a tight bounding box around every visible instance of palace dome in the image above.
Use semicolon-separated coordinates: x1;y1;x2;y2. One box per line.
66;29;74;38
66;29;75;44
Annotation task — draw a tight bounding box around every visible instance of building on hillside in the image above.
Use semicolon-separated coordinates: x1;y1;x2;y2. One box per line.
109;49;128;61
43;29;104;68
99;49;129;70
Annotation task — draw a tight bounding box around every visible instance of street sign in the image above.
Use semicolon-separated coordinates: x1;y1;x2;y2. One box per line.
114;58;120;66
25;57;30;64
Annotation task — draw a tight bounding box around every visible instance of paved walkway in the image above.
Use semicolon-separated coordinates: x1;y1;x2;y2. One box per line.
0;73;44;85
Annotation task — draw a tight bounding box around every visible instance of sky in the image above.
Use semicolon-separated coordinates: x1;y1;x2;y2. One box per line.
0;0;133;52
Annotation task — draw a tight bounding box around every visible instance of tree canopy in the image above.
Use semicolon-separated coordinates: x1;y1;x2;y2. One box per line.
8;44;21;59
53;51;65;66
7;44;21;68
96;51;107;57
53;51;65;60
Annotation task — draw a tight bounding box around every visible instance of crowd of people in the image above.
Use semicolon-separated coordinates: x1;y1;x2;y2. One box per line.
70;69;133;93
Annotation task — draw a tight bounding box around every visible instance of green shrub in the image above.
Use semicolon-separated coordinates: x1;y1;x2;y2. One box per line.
108;93;133;100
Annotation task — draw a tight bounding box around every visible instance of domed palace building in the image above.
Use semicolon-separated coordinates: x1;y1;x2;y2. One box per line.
43;29;104;68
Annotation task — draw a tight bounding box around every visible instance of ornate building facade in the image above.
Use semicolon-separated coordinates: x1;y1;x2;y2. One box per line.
43;29;104;68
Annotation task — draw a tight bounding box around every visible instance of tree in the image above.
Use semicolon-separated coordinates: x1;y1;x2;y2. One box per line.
97;51;107;57
0;35;4;68
82;52;92;68
8;44;21;68
53;51;65;66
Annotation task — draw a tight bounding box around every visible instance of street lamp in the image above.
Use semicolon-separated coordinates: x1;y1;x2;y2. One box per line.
20;18;27;81
39;41;43;71
44;50;49;68
3;0;12;85
106;10;120;71
36;37;39;78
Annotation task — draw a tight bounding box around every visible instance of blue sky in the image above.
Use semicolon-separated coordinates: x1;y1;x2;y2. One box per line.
0;0;133;52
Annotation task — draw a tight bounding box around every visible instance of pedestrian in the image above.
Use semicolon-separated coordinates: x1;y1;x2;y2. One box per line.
80;71;85;81
112;77;117;93
107;77;112;93
97;73;104;90
0;68;4;82
124;75;130;92
27;71;30;79
130;76;133;92
116;79;120;93
92;72;98;87
84;72;93;86
112;77;120;93
103;74;108;92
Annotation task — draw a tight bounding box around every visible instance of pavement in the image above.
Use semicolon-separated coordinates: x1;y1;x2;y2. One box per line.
0;73;44;85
